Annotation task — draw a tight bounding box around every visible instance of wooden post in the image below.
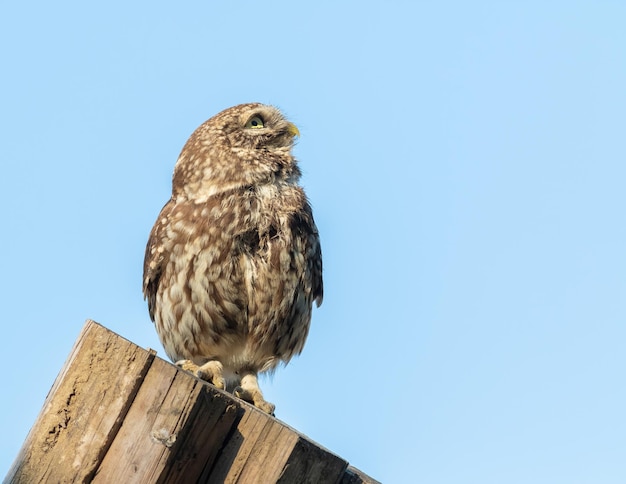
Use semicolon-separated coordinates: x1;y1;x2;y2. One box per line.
5;320;379;484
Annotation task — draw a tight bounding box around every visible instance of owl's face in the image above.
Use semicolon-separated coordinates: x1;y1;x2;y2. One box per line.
172;103;301;200
215;103;300;150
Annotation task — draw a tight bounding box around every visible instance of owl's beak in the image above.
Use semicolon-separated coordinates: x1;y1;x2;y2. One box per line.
286;123;300;138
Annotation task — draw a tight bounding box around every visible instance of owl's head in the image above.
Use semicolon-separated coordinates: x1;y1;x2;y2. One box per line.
172;103;302;201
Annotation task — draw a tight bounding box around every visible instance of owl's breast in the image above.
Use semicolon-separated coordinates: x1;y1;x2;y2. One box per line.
153;184;316;369
232;185;316;361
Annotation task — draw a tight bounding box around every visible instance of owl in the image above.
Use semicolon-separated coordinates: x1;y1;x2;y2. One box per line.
143;103;323;414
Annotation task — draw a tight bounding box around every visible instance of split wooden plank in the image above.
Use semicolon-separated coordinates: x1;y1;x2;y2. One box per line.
6;320;380;483
341;466;382;484
205;403;348;483
6;319;156;483
92;357;238;483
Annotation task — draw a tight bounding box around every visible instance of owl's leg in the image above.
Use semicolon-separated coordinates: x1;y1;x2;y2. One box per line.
233;372;275;415
176;359;226;390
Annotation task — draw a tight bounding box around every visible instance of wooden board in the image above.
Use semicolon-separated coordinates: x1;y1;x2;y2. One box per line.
6;319;155;483
93;357;238;483
206;406;348;483
5;320;378;484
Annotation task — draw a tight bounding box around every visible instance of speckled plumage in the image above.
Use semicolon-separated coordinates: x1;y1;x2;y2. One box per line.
143;103;322;413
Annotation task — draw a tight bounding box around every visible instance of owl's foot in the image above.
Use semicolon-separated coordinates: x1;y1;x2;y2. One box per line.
175;359;226;390
233;372;275;415
176;359;199;372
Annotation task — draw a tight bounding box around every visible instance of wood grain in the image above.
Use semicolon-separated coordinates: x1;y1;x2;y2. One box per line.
6;319;155;483
5;320;378;484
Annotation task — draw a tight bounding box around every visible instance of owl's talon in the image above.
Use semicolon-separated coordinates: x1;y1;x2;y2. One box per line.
234;386;275;414
258;400;276;416
176;359;225;390
233;373;275;415
197;360;226;390
233;385;247;400
175;359;199;372
197;369;226;390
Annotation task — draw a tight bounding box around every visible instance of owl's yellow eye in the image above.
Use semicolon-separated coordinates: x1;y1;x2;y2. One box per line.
245;115;265;129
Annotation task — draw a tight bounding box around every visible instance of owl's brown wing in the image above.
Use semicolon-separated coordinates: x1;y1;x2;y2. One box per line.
143;199;174;322
298;201;324;308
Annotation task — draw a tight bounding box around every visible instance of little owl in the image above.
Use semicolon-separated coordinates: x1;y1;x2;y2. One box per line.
143;103;323;414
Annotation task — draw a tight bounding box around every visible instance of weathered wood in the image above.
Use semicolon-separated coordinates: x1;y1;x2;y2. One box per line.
278;434;349;483
206;406;348;483
92;358;238;483
6;320;378;484
341;466;382;484
6;319;155;483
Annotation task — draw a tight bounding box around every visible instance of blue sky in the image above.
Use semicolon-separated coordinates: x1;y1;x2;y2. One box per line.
2;2;625;482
